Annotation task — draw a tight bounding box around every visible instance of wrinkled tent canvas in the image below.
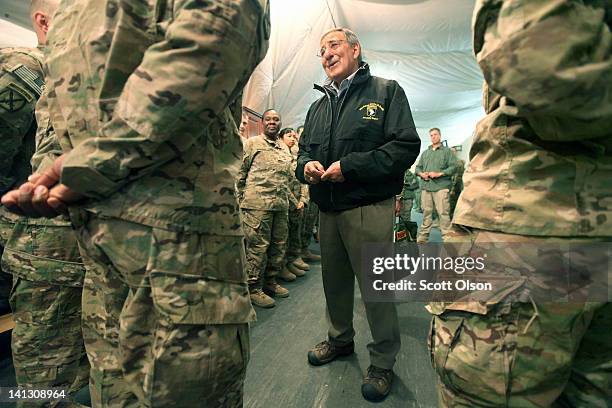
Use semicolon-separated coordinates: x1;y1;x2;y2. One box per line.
1;0;484;152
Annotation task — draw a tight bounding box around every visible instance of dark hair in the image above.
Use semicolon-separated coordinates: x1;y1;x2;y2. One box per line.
429;127;441;134
279;128;294;137
262;108;279;119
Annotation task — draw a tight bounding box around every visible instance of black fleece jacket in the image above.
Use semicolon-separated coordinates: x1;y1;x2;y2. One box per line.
296;64;421;212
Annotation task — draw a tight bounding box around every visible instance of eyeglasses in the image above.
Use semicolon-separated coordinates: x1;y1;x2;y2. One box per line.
317;40;347;58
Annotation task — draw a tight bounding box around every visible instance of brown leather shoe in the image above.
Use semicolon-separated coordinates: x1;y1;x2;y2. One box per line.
307;340;354;366
361;365;394;402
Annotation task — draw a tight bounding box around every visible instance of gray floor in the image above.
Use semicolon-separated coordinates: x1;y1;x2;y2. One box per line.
244;210;440;408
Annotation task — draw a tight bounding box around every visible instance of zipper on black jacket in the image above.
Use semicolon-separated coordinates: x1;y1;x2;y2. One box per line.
325;90;336;208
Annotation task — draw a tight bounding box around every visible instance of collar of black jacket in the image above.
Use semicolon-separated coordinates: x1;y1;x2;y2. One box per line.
314;63;371;95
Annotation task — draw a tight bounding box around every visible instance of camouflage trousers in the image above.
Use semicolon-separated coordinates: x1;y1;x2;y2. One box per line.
72;212;253;407
417;189;451;243
399;198;413;223
300;202;319;252
241;209;288;289
9;279;89;408
413;189;422;212
428;229;612;407
449;189;461;218
0;211;16;311
285;208;303;263
1;216;89;408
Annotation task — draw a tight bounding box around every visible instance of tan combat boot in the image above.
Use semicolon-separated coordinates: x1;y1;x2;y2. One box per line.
278;266;297;282
292;257;310;271
287;262;306;277
263;281;289;298
302;250;321;262
249;288;275;308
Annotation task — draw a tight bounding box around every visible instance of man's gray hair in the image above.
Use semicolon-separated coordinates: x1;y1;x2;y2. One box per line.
30;0;59;16
320;27;363;64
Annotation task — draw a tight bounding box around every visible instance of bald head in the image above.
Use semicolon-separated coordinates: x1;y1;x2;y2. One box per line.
30;0;60;45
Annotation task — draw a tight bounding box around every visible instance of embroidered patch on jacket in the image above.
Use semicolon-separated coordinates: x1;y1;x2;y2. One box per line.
0;83;33;112
9;64;44;97
359;102;384;121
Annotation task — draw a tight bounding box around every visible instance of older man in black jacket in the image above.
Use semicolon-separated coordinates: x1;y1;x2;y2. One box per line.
296;27;421;402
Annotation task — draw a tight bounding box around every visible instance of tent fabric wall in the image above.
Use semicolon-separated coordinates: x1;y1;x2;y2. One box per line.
1;0;485;148
243;0;485;148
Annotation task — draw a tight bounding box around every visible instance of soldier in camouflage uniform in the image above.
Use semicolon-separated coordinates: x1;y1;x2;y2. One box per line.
300;202;321;261
428;1;612;406
397;169;418;223
237;110;294;309
412;177;423;213
0;41;45;315
2;0;270;406
0;3;89;406
279;128;310;277
294;124;321;262
448;147;464;218
395;169;418;241
3;95;90;407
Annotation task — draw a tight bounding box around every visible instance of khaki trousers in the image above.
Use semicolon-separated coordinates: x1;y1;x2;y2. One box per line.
417;189;451;242
319;198;401;369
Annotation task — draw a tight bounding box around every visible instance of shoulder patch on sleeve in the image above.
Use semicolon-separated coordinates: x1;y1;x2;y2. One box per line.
0;82;34;113
8;64;44;97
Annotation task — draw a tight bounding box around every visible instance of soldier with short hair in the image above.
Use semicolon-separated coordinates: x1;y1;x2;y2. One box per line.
2;1;270;406
429;1;612;406
237;110;294;309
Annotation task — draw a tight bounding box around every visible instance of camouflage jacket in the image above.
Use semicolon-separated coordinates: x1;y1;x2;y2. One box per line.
454;0;612;237
0;47;44;195
1;89;85;286
400;170;418;200
44;0;270;236
287;148;309;210
236;135;294;211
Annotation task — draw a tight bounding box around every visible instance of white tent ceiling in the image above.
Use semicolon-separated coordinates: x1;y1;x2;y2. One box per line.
1;0;484;149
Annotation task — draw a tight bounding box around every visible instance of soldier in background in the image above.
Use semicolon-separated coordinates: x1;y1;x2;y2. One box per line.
429;1;612;406
397;169;418;223
0;2;50;315
448;146;464;217
237;110;294;308
2;1;270;406
413;177;423;213
239;112;249;139
279;127;311;277
395;169;419;241
295;125;322;262
0;2;90;405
